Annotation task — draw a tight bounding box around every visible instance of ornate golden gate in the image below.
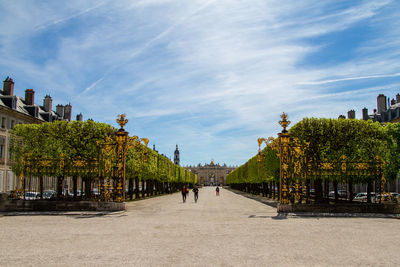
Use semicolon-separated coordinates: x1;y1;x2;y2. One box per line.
261;113;388;204
14;114;148;203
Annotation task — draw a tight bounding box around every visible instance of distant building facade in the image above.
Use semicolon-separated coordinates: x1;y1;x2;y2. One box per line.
0;76;82;192
185;161;236;186
343;93;400;123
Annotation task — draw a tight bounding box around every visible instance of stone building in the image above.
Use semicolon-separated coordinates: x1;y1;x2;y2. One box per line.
344;93;400;122
185;161;236;186
0;76;82;192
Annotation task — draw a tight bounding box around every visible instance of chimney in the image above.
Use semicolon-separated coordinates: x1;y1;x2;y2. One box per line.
347;110;355;119
56;104;64;118
362;108;369;120
43;95;52;112
25;89;35;105
76;113;83;121
64;103;72;121
377;94;387;114
396;93;400;103
3;77;14;95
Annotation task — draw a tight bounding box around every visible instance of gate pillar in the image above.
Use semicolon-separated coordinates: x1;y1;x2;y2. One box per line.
115;115;129;202
278;113;291;204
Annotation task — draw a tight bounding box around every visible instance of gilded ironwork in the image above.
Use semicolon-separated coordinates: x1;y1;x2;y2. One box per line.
279;113;290;133
116;113;128;130
355;163;368;170
270;112;386;205
14;114;150;203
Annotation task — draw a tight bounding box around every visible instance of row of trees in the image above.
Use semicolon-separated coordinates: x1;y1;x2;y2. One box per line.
227;118;400;203
10;120;196;201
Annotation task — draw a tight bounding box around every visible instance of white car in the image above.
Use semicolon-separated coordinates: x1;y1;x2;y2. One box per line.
354;192;376;202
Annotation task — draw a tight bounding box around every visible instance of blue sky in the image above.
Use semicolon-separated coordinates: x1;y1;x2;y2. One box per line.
1;0;400;166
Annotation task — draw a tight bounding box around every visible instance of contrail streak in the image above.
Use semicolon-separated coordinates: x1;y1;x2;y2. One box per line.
82;0;216;94
35;1;107;31
300;72;400;85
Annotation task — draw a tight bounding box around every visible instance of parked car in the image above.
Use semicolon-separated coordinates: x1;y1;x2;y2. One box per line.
309;189;315;197
338;190;347;198
354;192;367;201
23;192;40;200
327;190;347;198
43;190;57;200
92;189;100;196
393;193;400;203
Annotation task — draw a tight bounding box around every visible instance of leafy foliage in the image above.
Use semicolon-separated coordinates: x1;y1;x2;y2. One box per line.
226;146;279;184
227;118;400;185
10;121;197;184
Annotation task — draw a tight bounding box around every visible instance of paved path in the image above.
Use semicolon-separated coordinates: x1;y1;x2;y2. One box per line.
0;187;399;266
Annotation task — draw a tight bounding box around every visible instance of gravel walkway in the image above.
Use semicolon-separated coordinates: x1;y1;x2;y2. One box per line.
0;186;399;266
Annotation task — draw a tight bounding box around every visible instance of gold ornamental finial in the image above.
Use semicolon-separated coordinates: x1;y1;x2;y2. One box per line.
279;112;290;133
116;114;128;130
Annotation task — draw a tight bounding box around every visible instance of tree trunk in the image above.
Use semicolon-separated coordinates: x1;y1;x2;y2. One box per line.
57;176;64;200
39;176;44;200
333;180;338;203
85;177;92;199
128;178;133;200
324;180;329;203
81;177;84;199
348;180;353;202
315;178;323;203
73;176;78;199
141;179;146;198
135;176;140;199
367;180;372;203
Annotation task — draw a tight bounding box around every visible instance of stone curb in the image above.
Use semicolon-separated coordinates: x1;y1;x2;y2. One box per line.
226;187;399;219
0;210;126;217
279;212;400;219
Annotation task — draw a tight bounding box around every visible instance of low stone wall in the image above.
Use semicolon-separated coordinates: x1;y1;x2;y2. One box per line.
278;203;400;214
0;199;125;212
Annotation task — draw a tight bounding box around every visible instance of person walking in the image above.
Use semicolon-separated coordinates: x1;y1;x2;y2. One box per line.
193;186;199;203
216;186;220;196
182;185;187;203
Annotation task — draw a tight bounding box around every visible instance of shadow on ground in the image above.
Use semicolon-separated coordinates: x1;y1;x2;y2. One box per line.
225;187;278;208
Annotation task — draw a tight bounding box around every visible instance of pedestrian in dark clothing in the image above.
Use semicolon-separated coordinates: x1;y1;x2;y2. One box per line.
216;186;220;196
193;186;199;203
182;186;187;202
